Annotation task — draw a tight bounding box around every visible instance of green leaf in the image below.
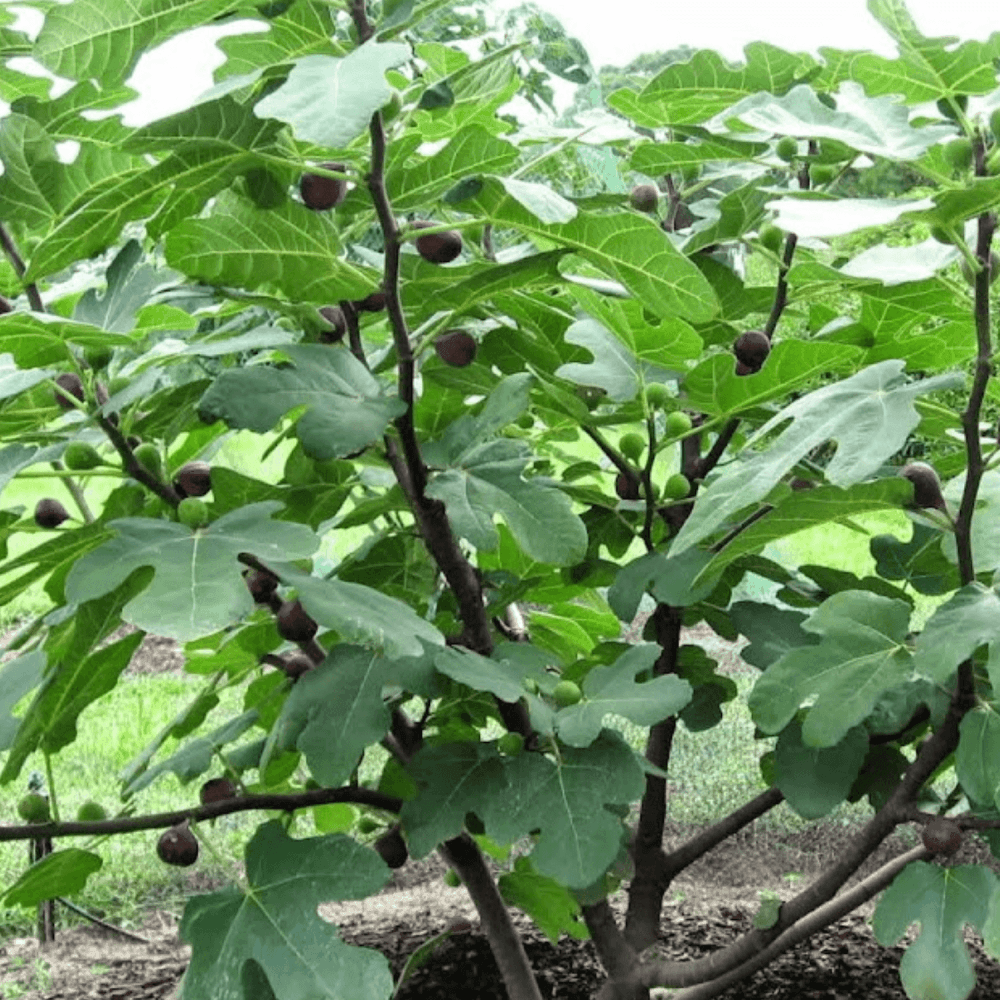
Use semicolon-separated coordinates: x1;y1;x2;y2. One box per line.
956;710;1000;811
498;856;589;944
873;860;998;1000
0;651;45;753
608;548;718;623
63;503;318;642
870;524;959;596
433;645;526;703
913;584;1000;686
941;470;1000;572
3;849;103;908
673;361;962;555
748;590;913;748
179;821;393;1000
774;719;869;819
200;344;406;460
452;176;718;322
255;43;410;148
164;192;376;302
555;644;692;748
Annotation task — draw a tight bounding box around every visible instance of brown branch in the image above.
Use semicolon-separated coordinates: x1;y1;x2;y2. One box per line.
583;899;644;1000
694;419;739;481
0;786;403;843
55;895;152;944
97;415;181;506
0;221;44;311
762;233;798;339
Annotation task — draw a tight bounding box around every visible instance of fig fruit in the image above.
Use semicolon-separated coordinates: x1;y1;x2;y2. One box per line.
553;679;582;707
960;250;1000;286
276;599;318;643
629;184;659;213
282;653;314;680
434;330;477;367
498;732;524;756
355;289;387;312
733;330;771;373
776;136;798;162
133;443;162;479
615;471;640;501
809;164;836;186
63;442;102;471
373;824;408;869
177;497;209;528
76;801;108;822
157;824;199;867
663;473;691;500
759;225;783;254
318;305;347;343
54;372;84;409
619;433;645;462
200;777;238;805
413;222;463;264
17;793;51;824
245;568;279;603
922;816;963;855
300;162;347;210
664;410;693;438
174;461;212;498
84;344;114;370
943;137;973;172
35;498;69;528
899;462;947;511
644;383;669;409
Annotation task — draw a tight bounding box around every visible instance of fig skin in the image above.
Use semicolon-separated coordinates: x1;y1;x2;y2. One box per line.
276;600;318;643
374;824;408;869
173;461;212;498
318;305;347;343
299;162;347;210
35;498;69;528
922;816;963;856
200;777;238;805
54;372;85;409
157;824;199;867
245;568;280;604
282;653;315;680
733;331;771;373
355;289;387;312
434;330;477;367
630;184;659;213
413;221;463;264
899;462;947;511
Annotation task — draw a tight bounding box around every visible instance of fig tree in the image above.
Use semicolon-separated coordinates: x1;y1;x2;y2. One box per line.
17;793;50;824
922;816;963;855
373;824;408;869
414;222;463;264
157;824;199;867
553;679;582;707
355;289;387;312
35;498;69;528
899;462;947;511
53;372;84;409
76;801;108;822
434;330;477;367
733;330;771;373
63;442;102;471
299;162;347;210
174;461;212;497
177;497;209;528
629;184;659;213
276;599;318;643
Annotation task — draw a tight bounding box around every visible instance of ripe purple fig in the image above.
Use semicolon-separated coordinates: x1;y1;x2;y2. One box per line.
276;600;318;643
157;824;199;866
245;568;279;604
733;331;771;373
355;289;386;312
922;816;962;856
899;462;946;511
413;221;463;264
629;184;659;213
173;461;212;498
373;824;408;869
35;498;69;528
200;777;238;805
434;330;477;367
299;162;347;210
318;305;347;343
53;372;85;409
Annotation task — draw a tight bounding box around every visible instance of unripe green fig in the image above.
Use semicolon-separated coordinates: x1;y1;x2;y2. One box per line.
498;732;525;756
133;443;162;479
177;497;209;528
619;433;645;462
443;868;462;887
17;793;51;824
83;344;114;370
357;816;381;835
516;413;534;430
157;824;199;867
35;498;69;528
899;462;946;510
809;164;836;186
943;137;973;172
76;800;108;823
663;473;691;500
644;383;669;409
63;442;102;470
758;225;783;254
663;410;693;438
775;136;798;162
629;184;659;213
922;816;962;855
553;679;582;707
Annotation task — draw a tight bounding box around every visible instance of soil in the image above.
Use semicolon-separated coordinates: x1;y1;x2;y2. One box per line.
2;626;1000;999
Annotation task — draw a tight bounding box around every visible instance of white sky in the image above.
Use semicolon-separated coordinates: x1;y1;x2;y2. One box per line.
8;0;1000;126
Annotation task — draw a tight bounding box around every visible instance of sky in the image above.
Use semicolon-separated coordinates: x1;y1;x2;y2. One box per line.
7;0;1000;127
